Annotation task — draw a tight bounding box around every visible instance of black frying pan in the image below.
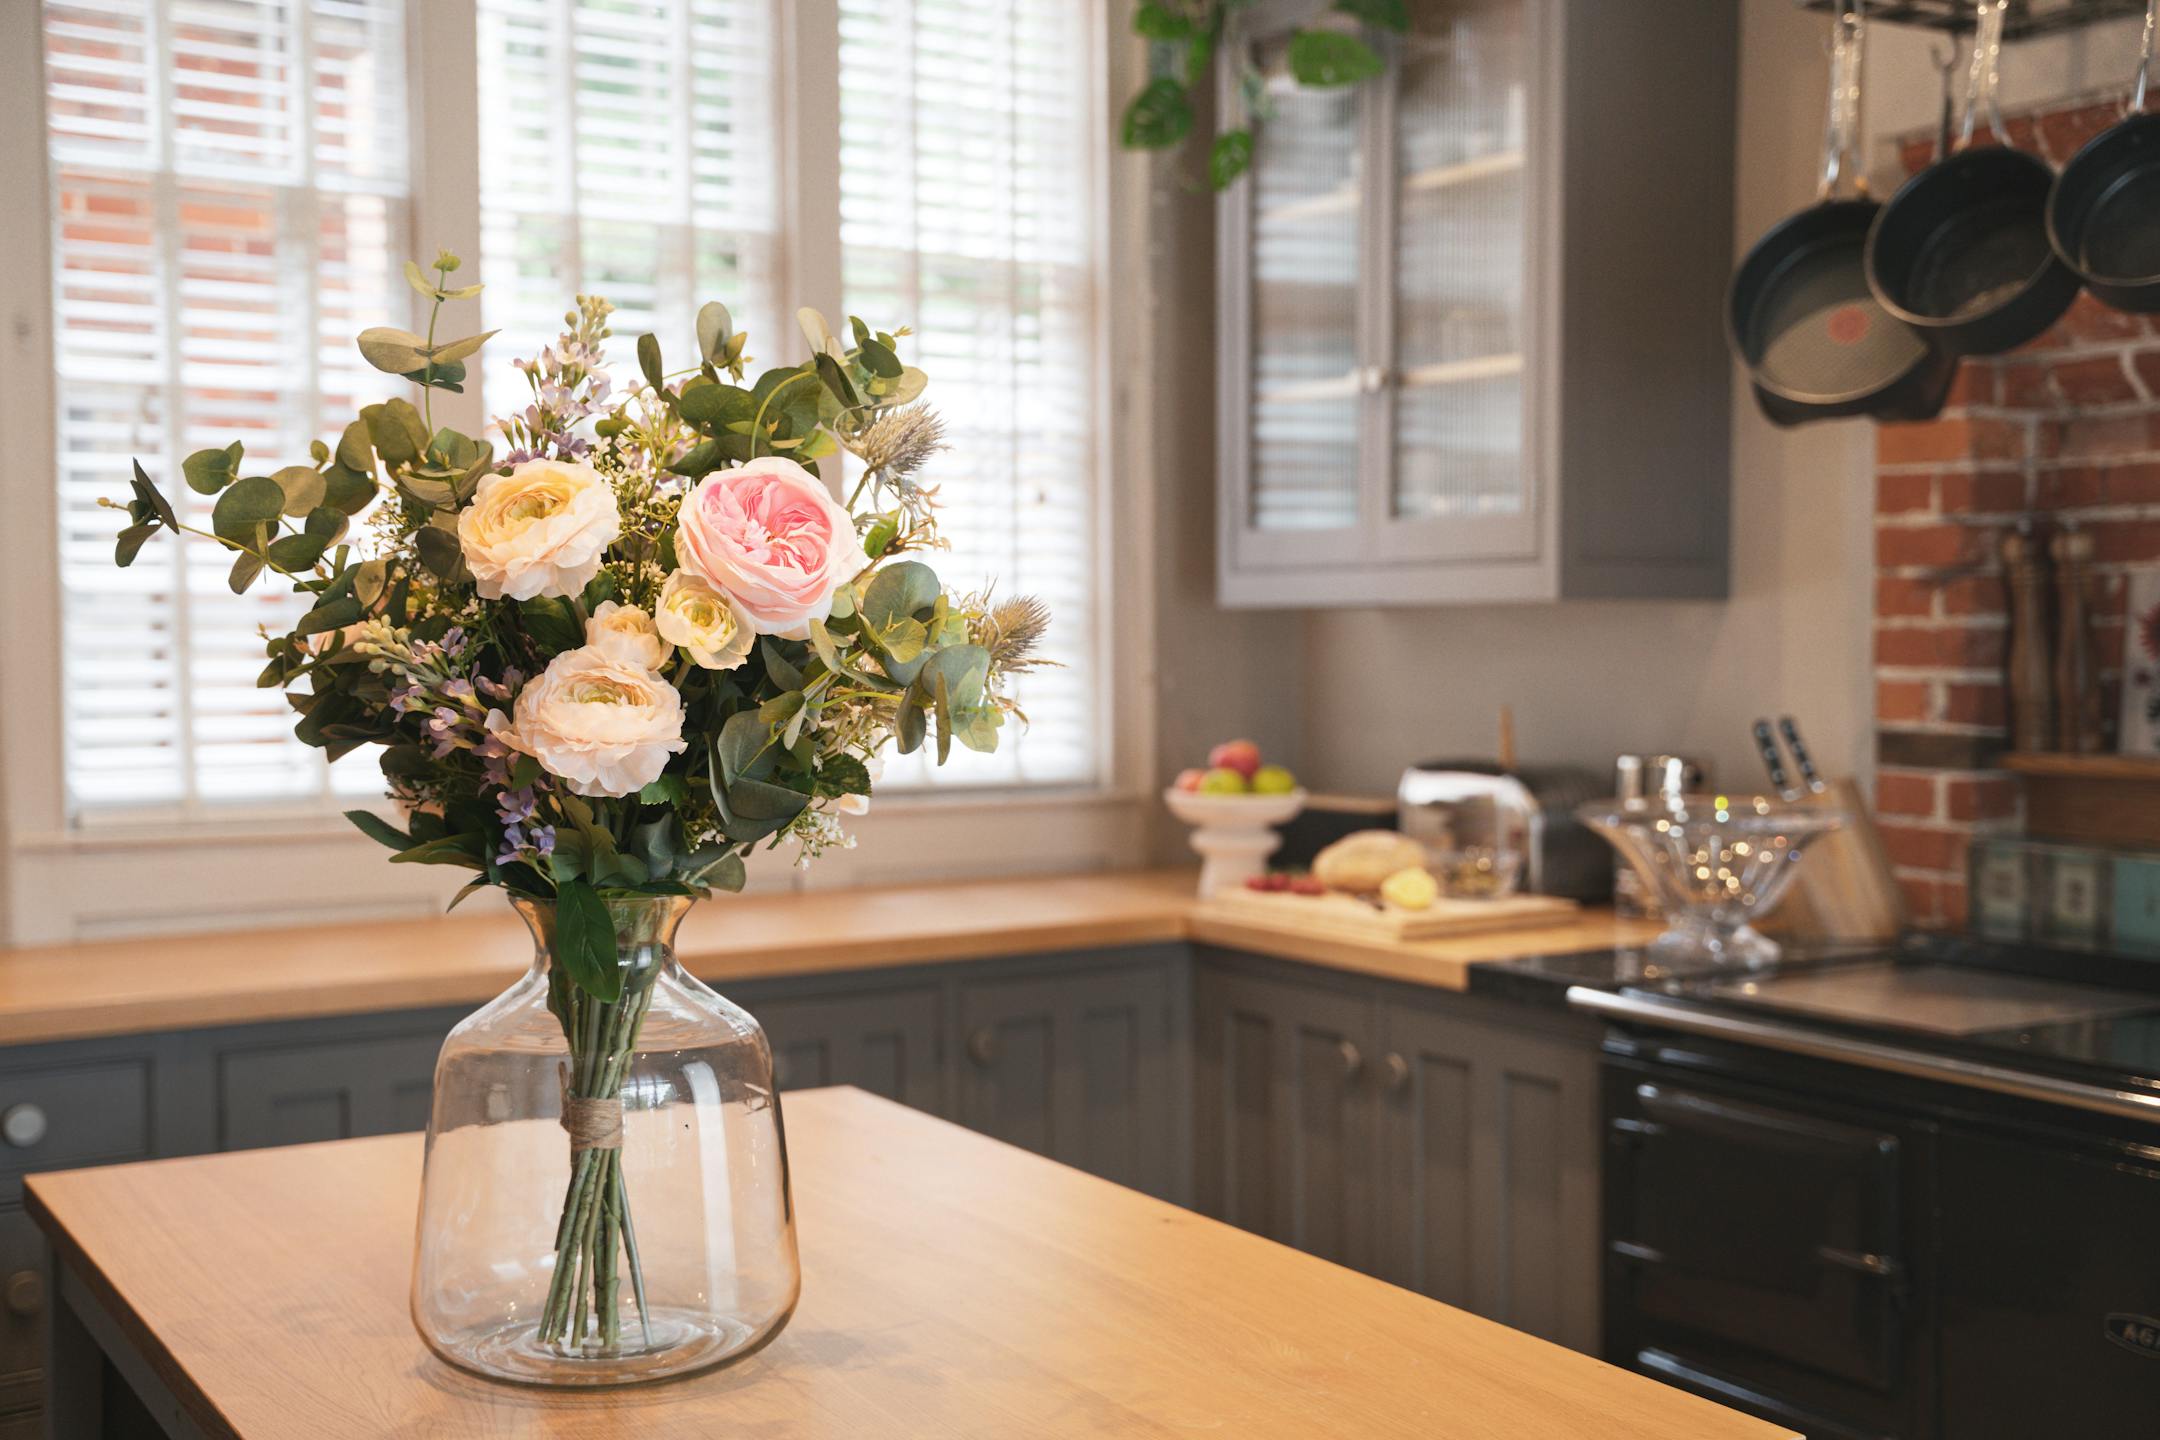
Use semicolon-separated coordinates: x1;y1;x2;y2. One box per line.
1866;0;2081;355
2047;0;2160;312
1730;0;1953;427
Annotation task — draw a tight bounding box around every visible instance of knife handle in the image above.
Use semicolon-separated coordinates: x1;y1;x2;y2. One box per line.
1778;716;1827;794
1752;719;1795;800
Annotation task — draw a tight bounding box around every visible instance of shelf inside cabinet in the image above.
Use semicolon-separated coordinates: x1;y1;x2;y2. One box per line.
1258;150;1524;227
1399;353;1524;388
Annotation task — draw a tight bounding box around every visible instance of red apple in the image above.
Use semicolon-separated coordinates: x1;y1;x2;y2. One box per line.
1208;738;1263;779
1173;767;1206;793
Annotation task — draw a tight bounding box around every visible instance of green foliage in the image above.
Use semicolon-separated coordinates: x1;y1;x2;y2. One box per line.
553;879;623;1003
1119;1;1401;188
1288;29;1382;86
182;442;243;495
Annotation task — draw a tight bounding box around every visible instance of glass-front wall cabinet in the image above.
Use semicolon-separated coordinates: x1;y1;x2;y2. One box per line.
1218;0;1735;607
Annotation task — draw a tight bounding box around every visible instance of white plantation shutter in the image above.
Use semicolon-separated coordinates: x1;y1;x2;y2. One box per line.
44;0;409;818
838;0;1102;788
473;0;783;415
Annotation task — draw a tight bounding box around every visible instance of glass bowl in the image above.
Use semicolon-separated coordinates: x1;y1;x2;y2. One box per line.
1577;794;1846;967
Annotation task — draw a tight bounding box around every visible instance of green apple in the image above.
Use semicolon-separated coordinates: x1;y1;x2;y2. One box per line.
1196;766;1249;796
1251;764;1297;795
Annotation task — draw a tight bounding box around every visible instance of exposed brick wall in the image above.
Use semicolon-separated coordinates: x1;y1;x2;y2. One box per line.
1874;101;2160;929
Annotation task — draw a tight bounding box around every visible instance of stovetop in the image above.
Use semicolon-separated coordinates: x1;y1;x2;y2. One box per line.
1471;931;2160;1095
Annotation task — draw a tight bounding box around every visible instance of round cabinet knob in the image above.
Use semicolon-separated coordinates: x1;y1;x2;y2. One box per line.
1338;1040;1364;1082
5;1270;41;1318
1382;1052;1411;1095
1;1104;47;1150
966;1029;999;1068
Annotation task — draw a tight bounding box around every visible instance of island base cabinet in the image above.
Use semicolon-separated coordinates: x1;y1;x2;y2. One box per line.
1194;953;1601;1352
753;985;944;1113
956;962;1181;1201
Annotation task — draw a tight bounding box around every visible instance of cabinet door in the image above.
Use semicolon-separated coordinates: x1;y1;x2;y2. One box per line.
1374;0;1541;564
753;986;943;1115
1219;3;1377;575
1380;1003;1599;1351
218;1032;445;1151
956;965;1176;1199
1193;965;1382;1274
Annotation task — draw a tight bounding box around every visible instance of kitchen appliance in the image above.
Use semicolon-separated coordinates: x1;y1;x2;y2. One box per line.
2047;0;2160;312
1570;936;2160;1439
1729;0;1954;426
1865;0;2083;356
1398;761;1612;902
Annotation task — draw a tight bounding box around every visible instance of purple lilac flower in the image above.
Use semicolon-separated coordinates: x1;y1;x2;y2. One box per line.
388;682;419;715
496;786;538;827
441;677;476;705
529;825;556;857
496;824;527;868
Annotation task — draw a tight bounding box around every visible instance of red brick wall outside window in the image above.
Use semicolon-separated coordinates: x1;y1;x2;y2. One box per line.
1874;101;2160;928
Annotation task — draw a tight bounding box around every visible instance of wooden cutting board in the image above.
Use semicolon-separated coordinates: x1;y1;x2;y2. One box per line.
1204;887;1580;942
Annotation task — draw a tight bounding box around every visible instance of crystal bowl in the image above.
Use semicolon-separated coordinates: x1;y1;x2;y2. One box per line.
1578;794;1847;967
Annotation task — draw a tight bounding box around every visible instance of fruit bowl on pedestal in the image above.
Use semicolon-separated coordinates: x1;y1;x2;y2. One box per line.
1163;787;1308;897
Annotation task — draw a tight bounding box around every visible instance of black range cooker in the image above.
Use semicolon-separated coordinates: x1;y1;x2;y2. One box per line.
1557;936;2160;1440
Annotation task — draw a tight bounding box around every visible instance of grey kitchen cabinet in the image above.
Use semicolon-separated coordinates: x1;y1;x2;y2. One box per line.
1192;964;1383;1273
956;957;1182;1201
1216;0;1737;607
1379;999;1601;1349
754;983;944;1113
218;1030;446;1151
1193;950;1602;1351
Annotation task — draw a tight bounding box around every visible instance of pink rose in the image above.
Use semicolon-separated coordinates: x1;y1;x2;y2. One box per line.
674;457;871;638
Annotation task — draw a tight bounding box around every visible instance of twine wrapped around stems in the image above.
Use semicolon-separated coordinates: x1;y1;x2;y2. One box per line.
561;1095;624;1153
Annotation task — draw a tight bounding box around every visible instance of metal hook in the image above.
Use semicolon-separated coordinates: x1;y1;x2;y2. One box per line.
2132;0;2157;115
1958;0;2009;150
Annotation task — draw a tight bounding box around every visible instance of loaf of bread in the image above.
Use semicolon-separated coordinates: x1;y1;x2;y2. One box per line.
1312;830;1429;895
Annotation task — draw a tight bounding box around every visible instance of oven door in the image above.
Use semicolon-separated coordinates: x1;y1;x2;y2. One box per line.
1603;1065;1933;1439
1938;1129;2160;1440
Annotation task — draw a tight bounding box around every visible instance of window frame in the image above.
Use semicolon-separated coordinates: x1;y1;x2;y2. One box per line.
0;0;1155;944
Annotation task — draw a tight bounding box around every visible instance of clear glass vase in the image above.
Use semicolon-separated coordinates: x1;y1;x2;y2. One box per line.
411;894;799;1387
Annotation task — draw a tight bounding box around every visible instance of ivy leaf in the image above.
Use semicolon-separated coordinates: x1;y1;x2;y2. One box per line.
554;879;623;1003
1121;77;1193;150
1289;29;1383;86
1333;0;1409;31
1132;2;1195;41
1210;129;1255;190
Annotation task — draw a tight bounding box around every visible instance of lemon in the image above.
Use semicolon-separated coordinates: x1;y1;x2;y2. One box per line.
1379;867;1440;911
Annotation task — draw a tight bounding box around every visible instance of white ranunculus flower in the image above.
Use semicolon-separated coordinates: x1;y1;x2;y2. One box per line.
498;646;686;798
652;569;755;671
585;601;669;672
457;459;621;601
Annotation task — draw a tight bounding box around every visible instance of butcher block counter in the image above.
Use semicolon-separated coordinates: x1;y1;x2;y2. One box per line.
26;1087;1791;1440
0;870;1658;1045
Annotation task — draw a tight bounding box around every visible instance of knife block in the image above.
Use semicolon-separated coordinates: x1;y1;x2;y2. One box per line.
1769;778;1906;943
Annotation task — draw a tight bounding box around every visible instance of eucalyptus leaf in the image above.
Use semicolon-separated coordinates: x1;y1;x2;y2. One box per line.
335;421;375;476
696;301;732;365
304;505;345;542
228;549;266;593
726;776;811;823
114;523;158;566
353;557;390;608
266;532;329;571
181;443;243;496
426;330;497;365
272;465;327;516
401;359;466;393
638;332;665;392
131;460;178;530
212;475;286;538
357;326;432;374
362;399;429;466
321;463;376;515
415;524;466;581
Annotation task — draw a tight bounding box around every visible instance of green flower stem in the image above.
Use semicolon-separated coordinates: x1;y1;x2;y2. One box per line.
537;973;658;1354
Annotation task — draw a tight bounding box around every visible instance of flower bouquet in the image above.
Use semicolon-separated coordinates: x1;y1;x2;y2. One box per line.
106;253;1046;1383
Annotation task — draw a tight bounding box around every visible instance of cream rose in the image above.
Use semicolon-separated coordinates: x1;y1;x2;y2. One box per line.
457;459;621;601
497;646;686;798
585;601;669;671
674;456;871;638
653;569;755;671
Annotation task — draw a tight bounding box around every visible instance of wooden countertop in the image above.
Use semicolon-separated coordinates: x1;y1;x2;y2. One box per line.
0;870;1658;1046
26;1087;1793;1439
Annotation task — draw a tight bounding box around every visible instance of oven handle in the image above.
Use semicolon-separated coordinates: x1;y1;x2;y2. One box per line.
1566;986;2160;1127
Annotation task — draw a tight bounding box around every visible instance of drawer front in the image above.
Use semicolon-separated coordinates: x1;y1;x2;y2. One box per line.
0;1210;45;1414
219;1033;444;1151
0;1060;153;1194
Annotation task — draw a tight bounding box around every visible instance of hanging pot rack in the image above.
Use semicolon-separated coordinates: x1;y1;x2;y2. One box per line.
1796;0;2144;41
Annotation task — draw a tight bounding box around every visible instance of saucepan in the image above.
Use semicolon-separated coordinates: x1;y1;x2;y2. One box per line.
2047;0;2160;312
1865;0;2082;356
1729;0;1954;427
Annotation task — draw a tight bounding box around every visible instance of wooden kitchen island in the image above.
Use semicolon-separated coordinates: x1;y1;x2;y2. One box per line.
26;1088;1790;1440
